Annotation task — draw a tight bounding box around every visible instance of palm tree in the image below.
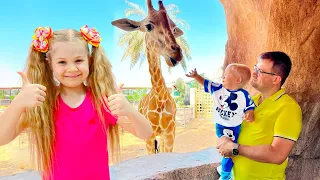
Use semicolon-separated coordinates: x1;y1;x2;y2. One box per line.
117;0;192;72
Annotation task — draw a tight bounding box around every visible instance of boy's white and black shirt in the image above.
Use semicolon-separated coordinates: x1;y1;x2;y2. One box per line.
204;79;255;127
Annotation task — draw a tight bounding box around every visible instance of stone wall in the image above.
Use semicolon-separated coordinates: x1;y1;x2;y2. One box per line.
0;148;221;180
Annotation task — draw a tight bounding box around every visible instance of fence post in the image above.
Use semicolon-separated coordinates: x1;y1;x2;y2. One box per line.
183;106;186;127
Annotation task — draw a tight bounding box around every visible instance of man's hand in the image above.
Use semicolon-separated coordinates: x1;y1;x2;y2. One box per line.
216;136;235;157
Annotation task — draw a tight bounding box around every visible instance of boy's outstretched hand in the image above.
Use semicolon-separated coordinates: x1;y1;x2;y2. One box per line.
185;68;198;78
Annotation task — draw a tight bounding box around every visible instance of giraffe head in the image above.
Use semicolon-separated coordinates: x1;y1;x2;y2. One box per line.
111;0;184;67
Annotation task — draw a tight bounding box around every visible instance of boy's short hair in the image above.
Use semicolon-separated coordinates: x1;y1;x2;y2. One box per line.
228;63;251;86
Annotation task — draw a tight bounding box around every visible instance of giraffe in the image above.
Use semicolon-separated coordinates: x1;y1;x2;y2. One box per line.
111;0;184;154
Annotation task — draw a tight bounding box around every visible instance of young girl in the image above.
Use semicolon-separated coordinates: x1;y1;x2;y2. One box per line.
0;25;153;180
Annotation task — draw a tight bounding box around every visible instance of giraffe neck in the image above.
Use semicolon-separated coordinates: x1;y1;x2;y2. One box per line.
147;50;166;93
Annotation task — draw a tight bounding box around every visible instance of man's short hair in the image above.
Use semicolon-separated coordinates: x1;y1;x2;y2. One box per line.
260;51;292;86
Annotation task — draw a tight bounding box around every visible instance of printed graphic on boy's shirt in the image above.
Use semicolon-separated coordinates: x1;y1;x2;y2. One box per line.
223;129;235;141
216;92;238;121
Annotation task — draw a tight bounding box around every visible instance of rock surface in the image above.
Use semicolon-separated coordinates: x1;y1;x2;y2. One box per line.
219;0;320;179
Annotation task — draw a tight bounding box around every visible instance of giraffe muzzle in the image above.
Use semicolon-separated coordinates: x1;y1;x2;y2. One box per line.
170;57;177;66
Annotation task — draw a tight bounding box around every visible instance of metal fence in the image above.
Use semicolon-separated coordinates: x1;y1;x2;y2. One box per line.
0;87;21;107
175;106;193;127
194;86;213;118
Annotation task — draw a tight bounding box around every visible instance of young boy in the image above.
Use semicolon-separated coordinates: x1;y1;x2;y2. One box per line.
186;63;255;180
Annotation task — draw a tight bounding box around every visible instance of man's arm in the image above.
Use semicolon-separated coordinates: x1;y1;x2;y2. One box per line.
238;137;296;164
217;103;302;164
217;136;296;164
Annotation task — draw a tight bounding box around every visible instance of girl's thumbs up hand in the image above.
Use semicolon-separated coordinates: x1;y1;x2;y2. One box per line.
107;83;134;116
14;72;47;109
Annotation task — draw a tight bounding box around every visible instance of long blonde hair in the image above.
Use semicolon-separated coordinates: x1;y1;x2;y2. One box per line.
20;28;120;177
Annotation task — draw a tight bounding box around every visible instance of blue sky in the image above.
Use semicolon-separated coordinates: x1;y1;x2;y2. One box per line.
0;0;227;87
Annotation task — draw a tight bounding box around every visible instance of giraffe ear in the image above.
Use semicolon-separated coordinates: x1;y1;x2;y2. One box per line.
173;27;184;38
111;18;143;32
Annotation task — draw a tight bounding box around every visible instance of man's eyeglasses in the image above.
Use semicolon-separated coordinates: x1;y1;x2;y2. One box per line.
254;65;277;76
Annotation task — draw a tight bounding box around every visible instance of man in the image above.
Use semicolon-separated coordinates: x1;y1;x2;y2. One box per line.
217;51;302;180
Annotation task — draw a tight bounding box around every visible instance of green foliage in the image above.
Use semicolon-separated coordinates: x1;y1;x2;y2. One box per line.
173;78;190;107
0;91;5;99
175;78;186;94
0;90;20;101
126;88;148;105
188;73;208;88
10;95;15;101
174;96;184;107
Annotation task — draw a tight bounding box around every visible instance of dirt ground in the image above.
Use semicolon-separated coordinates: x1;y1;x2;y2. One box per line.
0;118;217;176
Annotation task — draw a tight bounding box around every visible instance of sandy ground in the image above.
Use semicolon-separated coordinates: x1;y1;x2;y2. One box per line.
0;118;217;176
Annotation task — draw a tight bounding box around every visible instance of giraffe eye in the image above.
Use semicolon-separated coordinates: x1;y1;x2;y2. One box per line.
145;24;154;32
173;28;177;33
